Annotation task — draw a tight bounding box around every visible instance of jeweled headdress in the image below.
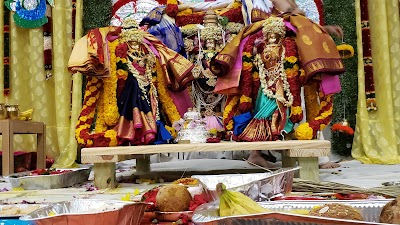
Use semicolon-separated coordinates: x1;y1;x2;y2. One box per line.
120;18;144;44
261;16;286;40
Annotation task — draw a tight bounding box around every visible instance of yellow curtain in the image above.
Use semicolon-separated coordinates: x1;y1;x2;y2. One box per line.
8;0;82;167
51;0;83;168
352;0;400;164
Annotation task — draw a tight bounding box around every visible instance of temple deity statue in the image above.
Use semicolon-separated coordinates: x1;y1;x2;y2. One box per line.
68;18;195;147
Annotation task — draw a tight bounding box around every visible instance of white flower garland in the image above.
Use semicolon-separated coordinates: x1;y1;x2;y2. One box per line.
255;47;294;107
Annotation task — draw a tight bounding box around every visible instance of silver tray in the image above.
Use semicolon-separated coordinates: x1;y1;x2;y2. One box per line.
192;167;298;201
4;168;91;190
0;204;47;218
20;199;149;225
192;200;393;225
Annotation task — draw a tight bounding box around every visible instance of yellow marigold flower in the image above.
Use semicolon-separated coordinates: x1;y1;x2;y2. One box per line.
286;56;297;64
240;95;252;103
243;52;252;58
300;69;305;77
87;139;93;146
167;0;177;4
253;72;259;80
89;86;97;93
117;69;128;77
243;62;253;70
177;8;193;16
232;2;242;8
291;106;302;115
88;97;97;104
105;130;118;146
79;116;88;122
294;123;314;140
293;64;299;71
226;120;233;131
319;124;326;130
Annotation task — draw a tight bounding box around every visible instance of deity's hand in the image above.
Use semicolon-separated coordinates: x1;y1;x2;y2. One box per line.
323;25;344;39
291;7;305;15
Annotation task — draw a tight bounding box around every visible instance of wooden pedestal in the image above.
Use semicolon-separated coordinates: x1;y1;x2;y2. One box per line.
82;140;330;189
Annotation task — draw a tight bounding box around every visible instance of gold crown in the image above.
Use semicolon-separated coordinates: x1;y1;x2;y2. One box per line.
122;18;139;29
120;18;144;44
262;16;286;39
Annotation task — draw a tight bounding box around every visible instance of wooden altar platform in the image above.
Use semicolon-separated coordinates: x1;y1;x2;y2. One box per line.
81;140;331;189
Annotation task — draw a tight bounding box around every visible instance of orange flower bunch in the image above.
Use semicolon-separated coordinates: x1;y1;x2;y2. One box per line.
295;91;333;140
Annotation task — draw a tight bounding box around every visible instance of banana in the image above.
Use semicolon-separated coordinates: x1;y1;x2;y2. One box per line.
19;109;34;121
217;183;269;217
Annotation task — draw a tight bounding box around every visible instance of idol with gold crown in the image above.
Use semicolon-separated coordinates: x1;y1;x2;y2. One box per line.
68;18;195;147
181;10;244;134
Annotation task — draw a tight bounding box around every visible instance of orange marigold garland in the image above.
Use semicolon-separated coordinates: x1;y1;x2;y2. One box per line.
238;34;259;113
76;77;119;147
155;61;182;125
102;40;121;127
223;95;240;131
283;37;303;123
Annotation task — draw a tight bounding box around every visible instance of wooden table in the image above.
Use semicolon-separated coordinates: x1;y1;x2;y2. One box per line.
81;140;331;189
0;120;46;175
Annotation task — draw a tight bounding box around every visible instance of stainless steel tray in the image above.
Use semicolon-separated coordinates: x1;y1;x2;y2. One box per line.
5;168;91;190
20;199;149;225
192;200;392;225
192;167;298;201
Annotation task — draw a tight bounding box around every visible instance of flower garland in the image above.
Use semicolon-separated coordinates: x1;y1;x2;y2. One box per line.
181;24;198;37
166;0;179;18
103;40;121;126
223;95;240;131
255;49;294;107
155;61;182;125
238;36;257;113
283;37;303;123
226;22;244;34
75;77;119;147
295;92;333;140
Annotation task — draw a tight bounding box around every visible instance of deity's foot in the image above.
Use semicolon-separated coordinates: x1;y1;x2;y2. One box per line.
319;161;341;169
247;154;276;168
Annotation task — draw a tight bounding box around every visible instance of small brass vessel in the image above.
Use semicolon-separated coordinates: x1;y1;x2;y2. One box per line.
6;105;20;120
0;104;7;120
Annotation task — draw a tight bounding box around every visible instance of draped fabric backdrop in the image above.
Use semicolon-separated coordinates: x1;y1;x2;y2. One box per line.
352;0;400;164
0;1;83;168
52;0;84;168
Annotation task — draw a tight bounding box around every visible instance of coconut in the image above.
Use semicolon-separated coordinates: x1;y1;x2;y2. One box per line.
380;197;400;224
309;203;363;221
156;184;192;212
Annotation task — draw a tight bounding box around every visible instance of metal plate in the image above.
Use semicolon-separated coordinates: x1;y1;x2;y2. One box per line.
20;199;150;225
5;168;91;190
192;200;393;225
0;204;47;218
192;167;299;201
